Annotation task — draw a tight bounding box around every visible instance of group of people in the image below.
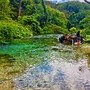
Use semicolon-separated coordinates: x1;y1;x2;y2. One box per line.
59;30;83;46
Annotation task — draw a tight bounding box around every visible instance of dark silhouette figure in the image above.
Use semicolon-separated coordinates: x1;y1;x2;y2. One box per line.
76;31;81;47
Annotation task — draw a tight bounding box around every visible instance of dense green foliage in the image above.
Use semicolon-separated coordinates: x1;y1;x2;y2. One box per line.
55;1;90;29
0;20;32;39
0;0;90;40
45;1;90;40
0;0;11;20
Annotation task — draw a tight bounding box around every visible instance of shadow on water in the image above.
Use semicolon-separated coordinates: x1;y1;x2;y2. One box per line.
0;34;90;90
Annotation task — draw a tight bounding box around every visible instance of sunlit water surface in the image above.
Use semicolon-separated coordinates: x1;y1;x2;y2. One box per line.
0;34;90;90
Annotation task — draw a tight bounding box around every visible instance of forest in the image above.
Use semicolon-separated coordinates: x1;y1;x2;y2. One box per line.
0;0;90;40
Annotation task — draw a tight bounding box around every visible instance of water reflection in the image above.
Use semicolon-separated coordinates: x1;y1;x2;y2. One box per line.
14;57;90;90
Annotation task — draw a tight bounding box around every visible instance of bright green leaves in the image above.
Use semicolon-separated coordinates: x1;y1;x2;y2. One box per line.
0;21;32;39
79;15;90;35
47;6;68;29
18;15;42;35
0;0;11;20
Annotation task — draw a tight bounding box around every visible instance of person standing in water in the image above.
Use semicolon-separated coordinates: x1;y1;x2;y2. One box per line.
76;31;81;47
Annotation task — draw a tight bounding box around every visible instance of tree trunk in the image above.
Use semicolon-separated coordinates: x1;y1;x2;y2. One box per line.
84;0;90;4
41;0;48;23
17;0;22;19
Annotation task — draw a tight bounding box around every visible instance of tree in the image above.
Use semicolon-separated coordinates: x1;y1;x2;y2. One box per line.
79;15;90;35
17;0;22;18
0;0;11;19
41;0;48;23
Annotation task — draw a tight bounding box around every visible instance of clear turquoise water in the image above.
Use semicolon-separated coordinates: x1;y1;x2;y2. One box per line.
0;34;90;90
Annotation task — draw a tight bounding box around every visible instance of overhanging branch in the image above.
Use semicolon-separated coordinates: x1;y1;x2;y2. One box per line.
84;0;90;4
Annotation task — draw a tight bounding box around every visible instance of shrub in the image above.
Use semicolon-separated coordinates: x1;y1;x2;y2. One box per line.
43;24;69;34
0;21;32;39
70;27;77;33
18;16;42;35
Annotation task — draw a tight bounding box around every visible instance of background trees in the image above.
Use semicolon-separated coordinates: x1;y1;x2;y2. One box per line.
54;1;90;30
0;0;90;39
0;0;11;20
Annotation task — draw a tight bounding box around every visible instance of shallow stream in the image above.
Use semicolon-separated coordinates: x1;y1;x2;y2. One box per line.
0;34;90;90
